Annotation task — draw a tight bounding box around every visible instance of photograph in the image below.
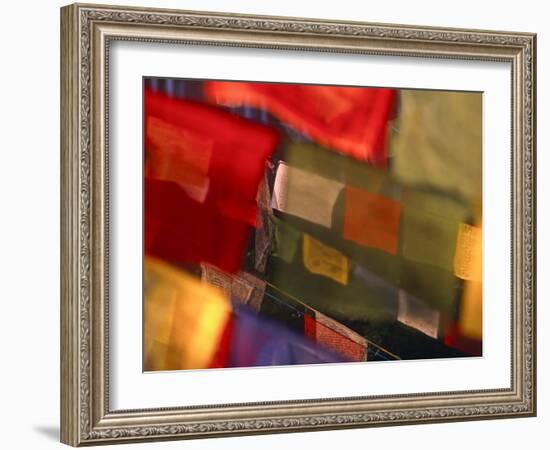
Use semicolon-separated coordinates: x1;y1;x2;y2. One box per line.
143;78;483;371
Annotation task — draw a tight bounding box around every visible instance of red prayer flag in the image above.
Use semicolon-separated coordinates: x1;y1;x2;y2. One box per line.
205;81;397;165
304;314;366;362
144;90;280;272
145;178;253;273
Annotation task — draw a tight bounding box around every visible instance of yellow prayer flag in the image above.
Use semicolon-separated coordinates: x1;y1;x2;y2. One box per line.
454;223;482;281
302;234;349;285
454;223;482;340
143;257;231;371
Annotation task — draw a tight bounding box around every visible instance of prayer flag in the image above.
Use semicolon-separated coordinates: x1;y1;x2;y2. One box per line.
201;263;267;313
228;305;344;367
145;178;250;273
390;90;482;202
397;290;440;338
144;90;280;272
456;222;482;340
343;185;401;255
206;81;397;164
304;311;368;362
272;162;344;228
302;234;349;285
143;257;231;371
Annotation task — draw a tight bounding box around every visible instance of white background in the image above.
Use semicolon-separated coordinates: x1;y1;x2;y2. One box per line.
0;0;546;449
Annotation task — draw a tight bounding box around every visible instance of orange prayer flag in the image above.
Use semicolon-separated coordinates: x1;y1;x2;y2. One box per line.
342;185;401;255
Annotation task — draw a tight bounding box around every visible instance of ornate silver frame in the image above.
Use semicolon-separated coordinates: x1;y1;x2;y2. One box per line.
60;3;536;446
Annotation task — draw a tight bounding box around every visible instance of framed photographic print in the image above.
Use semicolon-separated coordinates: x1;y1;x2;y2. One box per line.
60;3;537;446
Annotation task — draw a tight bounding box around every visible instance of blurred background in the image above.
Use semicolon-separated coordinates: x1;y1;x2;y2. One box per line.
143;78;482;371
